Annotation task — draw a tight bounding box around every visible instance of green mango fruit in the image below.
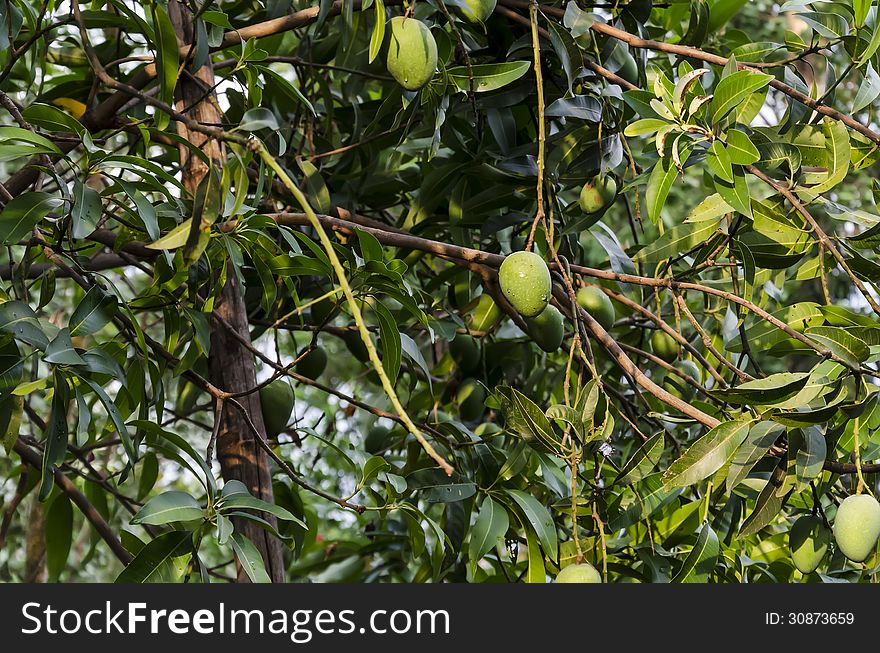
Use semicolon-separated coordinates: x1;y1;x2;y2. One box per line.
833;494;880;562
789;514;831;574
579;175;617;215
342;330;370;363
651;330;679;362
456;0;496;23
526;304;564;353
499;251;551;318
555;562;601;583
386;17;438;91
450;334;481;374
365;425;391;454
456;378;486;422
575;286;615;331
295;346;327;380
259;379;294;437
465;293;503;334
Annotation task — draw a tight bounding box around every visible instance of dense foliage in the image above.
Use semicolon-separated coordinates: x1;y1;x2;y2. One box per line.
1;0;880;584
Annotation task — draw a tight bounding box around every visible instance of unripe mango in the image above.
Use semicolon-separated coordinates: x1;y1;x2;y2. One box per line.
833;494;880;562
651;330;679;362
450;334;480;374
456;378;486;422
789;514;831;574
295;346;327;380
456;0;496;22
555;562;601;583
259;379;294;437
575;286;615;331
465;293;503;334
499;251;551;318
579;175;617;215
526;304;564;353
386;17;438;91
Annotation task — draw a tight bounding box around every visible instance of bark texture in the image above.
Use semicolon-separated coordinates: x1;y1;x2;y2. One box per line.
168;0;285;583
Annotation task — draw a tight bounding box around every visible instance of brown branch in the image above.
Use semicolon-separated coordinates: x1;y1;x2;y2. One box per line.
13;438;133;565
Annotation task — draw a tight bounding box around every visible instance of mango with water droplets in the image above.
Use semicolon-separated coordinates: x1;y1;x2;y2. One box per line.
386;17;437;91
499;251;551;318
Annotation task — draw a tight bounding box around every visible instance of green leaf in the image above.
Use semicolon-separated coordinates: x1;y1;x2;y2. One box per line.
0;126;63;157
616;432;665;485
804;326;870;367
71;182;102;239
711;372;811;405
506;489;558;560
447;62;531;93
46;494;73;581
151;3;180;113
495;386;562;452
706;140;734;182
645;156;678;223
468;497;509;563
231;533;271;583
0;191;63;245
0;301;49;350
672;523;719;582
131;491;205;525
145;218;193;251
298;159;331;214
714;168;752;218
794;426;826;485
725;129;760;164
805;119;850;195
369;0;385;64
40;371;70;501
739;461;788;537
116;531;193;583
853;63;880;113
663;420;751;488
238;107;278;131
709;69;773;124
406;469;476;502
636;213;724;263
374;302;401;384
726;421;785;491
44;329;85;366
22;103;86;136
70;286;118;337
623;118;670;137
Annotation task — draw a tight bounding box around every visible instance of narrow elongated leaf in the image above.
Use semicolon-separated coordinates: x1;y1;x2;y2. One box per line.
711;372;810;405
447;62;530;93
70;286;118;337
663;420;751;488
46;494;73;581
131;491;204;525
672;523;719;582
506;489;558;559
231;533;271;583
116;531;193;583
709;69;772;123
0;192;63;245
617;432;665;485
739;460;788;537
727;421;784;491
645;156;677;223
468;497;509;562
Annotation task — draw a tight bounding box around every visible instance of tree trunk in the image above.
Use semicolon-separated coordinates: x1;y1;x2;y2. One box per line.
168;0;285;583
